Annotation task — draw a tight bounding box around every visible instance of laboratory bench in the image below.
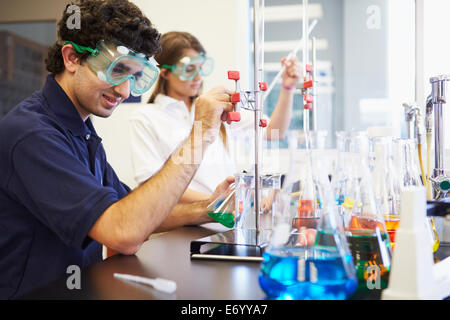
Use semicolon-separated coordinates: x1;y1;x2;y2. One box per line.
20;222;450;301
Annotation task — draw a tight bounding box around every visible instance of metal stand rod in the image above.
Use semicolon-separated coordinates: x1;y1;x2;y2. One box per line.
253;0;264;231
311;36;317;131
302;0;310;132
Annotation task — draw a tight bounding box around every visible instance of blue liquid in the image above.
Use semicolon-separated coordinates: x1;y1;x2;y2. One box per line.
258;247;357;300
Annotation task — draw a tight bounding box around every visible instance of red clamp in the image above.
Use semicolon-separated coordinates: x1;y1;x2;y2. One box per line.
227;112;241;124
305;64;314;73
304;94;314;103
304;103;313;110
228;71;240;81
259;119;268;127
227;70;241;123
303;80;314;89
259;82;268;91
231;92;241;103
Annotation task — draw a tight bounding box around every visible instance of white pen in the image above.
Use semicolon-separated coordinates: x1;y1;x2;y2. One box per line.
113;273;177;294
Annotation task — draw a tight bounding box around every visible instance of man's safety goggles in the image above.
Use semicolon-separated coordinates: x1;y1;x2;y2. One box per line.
161;54;214;81
64;39;160;96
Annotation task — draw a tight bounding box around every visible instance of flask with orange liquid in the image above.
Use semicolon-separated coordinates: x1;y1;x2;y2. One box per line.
371;136;400;249
332;131;392;296
292;131;327;232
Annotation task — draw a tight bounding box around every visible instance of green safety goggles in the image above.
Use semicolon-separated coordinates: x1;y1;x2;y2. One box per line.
161;53;214;81
64;39;160;96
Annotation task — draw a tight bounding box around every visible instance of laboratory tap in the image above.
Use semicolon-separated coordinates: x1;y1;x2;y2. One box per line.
403;102;422;141
428;75;450;199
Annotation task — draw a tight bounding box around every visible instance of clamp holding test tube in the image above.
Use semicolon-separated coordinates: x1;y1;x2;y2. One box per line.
227;70;268;127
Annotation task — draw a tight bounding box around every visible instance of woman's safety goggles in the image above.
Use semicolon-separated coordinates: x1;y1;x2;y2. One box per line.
161;54;214;81
64;39;160;96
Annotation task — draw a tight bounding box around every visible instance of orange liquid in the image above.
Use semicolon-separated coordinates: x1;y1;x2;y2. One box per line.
347;215;387;234
297;199;314;217
293;199;319;230
384;215;400;249
292;217;320;230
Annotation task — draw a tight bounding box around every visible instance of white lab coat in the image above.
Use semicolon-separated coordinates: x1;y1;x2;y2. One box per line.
129;94;261;194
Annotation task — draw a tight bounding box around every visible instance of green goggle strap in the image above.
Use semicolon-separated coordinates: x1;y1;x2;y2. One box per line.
160;64;175;70
64;41;99;56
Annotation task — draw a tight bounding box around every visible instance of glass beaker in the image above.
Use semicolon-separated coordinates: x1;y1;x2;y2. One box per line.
371;136;400;249
333;132;392;295
234;173;282;230
258;130;357;300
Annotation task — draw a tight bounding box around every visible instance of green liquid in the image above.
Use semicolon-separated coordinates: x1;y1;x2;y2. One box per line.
208;212;235;228
345;230;391;294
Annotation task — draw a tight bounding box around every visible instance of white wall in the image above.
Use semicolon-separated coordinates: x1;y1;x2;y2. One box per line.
92;0;251;189
422;0;450;151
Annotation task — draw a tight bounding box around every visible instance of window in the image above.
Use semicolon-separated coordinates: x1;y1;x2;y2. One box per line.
258;0;416;147
0;22;56;118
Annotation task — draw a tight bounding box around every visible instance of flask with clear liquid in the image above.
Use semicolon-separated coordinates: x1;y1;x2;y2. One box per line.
394;138;440;252
258;130;357;300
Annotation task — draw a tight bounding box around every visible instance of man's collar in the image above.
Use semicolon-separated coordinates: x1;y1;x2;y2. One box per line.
42;74;93;137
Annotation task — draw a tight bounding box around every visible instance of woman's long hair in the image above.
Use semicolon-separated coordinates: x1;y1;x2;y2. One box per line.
148;31;227;148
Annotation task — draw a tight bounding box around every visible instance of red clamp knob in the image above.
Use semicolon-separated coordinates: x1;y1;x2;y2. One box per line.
259;82;268;91
227;112;241;124
228;71;240;81
304;103;313;110
304;94;314;103
259;119;268;127
231;92;241;103
305;64;314;73
303;80;314;89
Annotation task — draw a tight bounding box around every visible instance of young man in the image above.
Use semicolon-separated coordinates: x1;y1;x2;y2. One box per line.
0;0;234;299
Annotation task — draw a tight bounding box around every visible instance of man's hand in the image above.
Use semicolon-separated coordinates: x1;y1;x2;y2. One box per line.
194;86;234;146
280;56;301;90
209;176;235;204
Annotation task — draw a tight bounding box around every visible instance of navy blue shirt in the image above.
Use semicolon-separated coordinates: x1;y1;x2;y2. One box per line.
0;75;130;299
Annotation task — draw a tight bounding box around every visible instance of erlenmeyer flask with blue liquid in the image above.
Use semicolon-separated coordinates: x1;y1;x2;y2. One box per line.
258;131;357;300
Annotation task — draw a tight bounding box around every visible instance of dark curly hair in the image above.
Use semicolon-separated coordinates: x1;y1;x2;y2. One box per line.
46;0;161;74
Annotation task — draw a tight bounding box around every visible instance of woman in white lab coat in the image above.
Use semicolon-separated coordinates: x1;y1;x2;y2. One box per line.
129;31;301;202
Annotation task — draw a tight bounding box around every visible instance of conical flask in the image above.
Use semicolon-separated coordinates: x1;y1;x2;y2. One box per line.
394;138;440;253
336;132;392;295
206;183;235;228
371;136;400;249
292;131;327;232
333;132;369;215
258;130;357;300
